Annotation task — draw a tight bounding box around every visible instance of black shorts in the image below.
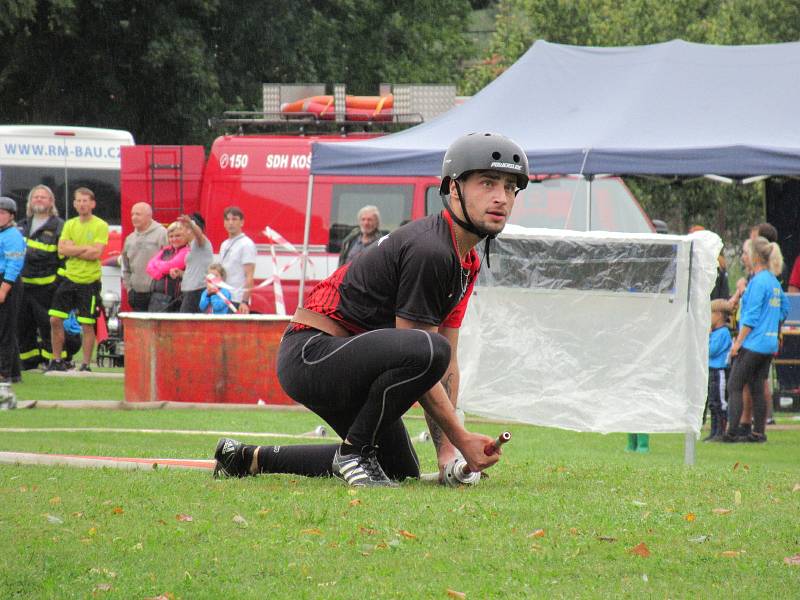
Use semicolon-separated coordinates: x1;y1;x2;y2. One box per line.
49;279;101;325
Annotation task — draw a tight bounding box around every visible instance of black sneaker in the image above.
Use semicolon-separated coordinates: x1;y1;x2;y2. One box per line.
746;432;767;443
332;446;398;488
43;360;67;373
213;438;251;478
64;360;75;370
78;364;92;372
721;432;744;443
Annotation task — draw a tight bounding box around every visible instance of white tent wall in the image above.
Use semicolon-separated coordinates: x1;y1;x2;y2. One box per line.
458;229;722;435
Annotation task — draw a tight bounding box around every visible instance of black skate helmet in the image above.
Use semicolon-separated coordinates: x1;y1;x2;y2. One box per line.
440;132;529;195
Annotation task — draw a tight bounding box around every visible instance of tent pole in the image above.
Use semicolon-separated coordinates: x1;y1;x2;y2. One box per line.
298;173;314;306
684;431;695;466
585;174;594;230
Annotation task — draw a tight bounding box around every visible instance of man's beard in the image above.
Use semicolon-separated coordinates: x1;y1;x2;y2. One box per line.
33;204;49;215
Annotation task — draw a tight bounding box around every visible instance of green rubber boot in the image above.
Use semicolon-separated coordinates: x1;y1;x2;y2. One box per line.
625;433;638;452
636;433;650;453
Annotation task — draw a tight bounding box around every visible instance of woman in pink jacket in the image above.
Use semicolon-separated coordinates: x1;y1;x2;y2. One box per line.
146;222;190;312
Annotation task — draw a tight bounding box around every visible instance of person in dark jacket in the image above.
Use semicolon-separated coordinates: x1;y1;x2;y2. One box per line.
337;205;382;267
15;185;64;370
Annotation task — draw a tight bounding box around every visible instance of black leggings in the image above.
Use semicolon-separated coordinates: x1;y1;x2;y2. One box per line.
270;327;451;480
0;281;22;379
727;348;772;435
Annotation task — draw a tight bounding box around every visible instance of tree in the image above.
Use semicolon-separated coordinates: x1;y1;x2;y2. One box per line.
463;0;800;244
0;0;223;144
212;0;474;110
0;1;475;144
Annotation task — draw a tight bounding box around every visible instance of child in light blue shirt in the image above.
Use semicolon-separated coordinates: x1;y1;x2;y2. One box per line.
199;263;234;315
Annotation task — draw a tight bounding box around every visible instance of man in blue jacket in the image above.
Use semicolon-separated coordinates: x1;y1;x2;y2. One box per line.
0;197;27;383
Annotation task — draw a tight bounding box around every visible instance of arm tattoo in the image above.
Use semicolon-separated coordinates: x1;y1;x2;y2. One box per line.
441;373;454;399
425;373;455;452
425;412;445;452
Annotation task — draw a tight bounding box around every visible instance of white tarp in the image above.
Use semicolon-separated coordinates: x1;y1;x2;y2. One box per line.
459;228;722;435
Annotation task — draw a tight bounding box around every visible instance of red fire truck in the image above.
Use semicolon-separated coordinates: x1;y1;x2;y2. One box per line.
121;134;654;314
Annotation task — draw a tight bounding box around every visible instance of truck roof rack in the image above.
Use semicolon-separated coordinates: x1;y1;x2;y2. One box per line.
208;111;423;136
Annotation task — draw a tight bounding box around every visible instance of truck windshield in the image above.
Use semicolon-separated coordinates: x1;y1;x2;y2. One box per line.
426;176;651;233
328;183;413;252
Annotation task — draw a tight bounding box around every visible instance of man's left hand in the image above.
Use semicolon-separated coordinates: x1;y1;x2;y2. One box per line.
238;302;250;314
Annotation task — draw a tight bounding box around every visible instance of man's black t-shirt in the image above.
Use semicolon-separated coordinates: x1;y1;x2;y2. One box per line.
304;211;480;333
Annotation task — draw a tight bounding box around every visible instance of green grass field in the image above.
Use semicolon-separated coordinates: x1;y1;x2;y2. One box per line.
1;405;799;599
11;366;125;402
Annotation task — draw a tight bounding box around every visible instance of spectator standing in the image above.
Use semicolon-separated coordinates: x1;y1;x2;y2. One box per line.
177;213;213;313
145;222;190;312
16;185;64;369
729;239;758;435
0;197;26;383
338;205;382;266
199;263;234;315
724;237;789;443
45;188;108;372
733;227;784;429
704;299;733;441
121;202;167;311
219;206;256;314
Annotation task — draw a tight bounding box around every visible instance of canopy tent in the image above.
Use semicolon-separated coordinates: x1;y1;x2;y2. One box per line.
311;39;800;177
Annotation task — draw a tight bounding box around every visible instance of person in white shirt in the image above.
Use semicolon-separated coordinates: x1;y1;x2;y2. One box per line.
218;206;256;314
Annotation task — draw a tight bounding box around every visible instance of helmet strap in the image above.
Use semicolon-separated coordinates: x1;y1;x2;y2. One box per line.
441;180;496;268
441;181;486;238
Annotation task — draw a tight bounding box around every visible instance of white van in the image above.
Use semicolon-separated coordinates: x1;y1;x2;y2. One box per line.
0;125;134;225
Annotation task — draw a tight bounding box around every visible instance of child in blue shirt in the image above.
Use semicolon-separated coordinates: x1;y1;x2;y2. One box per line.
199;263;234;315
704;299;733;441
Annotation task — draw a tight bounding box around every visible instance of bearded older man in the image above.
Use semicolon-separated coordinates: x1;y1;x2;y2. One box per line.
338;205;382;267
16;185;64;370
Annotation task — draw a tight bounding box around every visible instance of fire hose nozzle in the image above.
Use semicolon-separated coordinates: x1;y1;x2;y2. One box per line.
443;458;481;487
484;431;512;456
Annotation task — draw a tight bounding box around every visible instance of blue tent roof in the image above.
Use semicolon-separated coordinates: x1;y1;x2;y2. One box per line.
311;40;800;177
